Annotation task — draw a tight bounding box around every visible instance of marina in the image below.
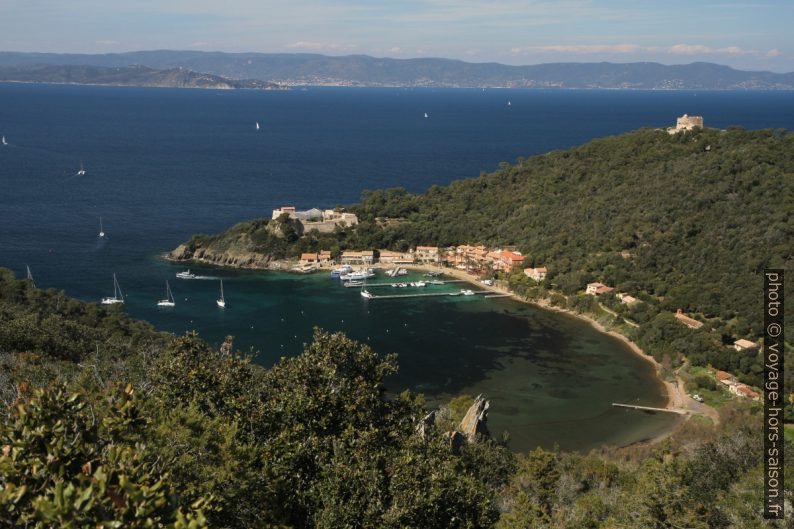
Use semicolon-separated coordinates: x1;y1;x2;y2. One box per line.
360;288;490;300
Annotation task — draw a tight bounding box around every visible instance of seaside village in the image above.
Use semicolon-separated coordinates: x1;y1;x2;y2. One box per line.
272;195;760;404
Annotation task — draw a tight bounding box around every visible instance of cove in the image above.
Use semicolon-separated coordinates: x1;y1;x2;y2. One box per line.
126;261;679;452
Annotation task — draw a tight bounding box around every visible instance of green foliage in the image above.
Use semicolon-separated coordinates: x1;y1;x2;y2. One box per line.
0;385;206;528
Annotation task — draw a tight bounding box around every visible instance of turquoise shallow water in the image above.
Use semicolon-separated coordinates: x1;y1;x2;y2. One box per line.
131;262;678;452
3;84;791;451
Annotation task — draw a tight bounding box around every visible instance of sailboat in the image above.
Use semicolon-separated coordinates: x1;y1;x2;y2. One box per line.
101;273;124;304
26;265;35;289
77;162;86;176
508;101;512;106
423;112;429;118
255;121;260;130
98;217;105;238
1;135;7;146
157;280;175;307
216;279;226;308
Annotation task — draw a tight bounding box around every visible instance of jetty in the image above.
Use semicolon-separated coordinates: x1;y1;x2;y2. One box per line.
611;403;688;415
363;279;466;289
361;290;490;300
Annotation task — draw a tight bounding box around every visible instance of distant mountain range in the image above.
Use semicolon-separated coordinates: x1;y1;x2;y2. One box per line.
0;63;285;90
1;50;792;89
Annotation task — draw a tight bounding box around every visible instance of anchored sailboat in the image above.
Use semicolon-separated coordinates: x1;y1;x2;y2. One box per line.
98;217;105;238
216;279;226;308
101;273;124;304
157;280;175;307
1;135;7;146
77;161;86;176
255;121;260;130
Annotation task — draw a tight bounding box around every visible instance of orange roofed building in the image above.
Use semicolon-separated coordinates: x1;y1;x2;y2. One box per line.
586;282;614;296
674;309;703;329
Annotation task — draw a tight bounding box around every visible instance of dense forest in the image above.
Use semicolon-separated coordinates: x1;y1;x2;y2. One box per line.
0;269;791;527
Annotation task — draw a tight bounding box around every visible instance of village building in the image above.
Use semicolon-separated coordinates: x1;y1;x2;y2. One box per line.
414;246;440;263
715;370;736;386
496;250;525;272
674;308;703;329
668;114;704;134
318;250;332;264
616;292;639;305
730;383;760;401
733;339;758;351
586;282;614;296
271;206;358;233
340;250;374;265
299;253;319;265
378;250;415;265
524;267;548;282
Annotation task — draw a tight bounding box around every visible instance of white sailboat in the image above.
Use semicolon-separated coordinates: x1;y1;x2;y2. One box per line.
157;280;175;307
77;161;86;176
424;112;429;118
101;273;124;304
1;135;7;146
255;121;260;130
26;265;35;288
508;101;511;106
216;279;226;308
98;217;105;238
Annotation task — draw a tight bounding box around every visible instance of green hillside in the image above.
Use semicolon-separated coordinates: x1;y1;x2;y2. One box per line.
354;127;793;337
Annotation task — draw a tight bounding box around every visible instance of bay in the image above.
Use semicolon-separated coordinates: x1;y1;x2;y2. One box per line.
1;83;792;450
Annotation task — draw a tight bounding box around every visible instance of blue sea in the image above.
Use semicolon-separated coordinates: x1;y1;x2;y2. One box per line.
1;83;792;451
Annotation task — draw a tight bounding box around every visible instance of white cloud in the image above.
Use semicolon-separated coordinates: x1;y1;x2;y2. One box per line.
666;43;750;55
388;46;402;53
767;48;781;57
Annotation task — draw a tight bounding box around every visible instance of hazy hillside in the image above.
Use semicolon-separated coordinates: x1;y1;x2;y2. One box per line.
0;63;285;90
1;50;792;88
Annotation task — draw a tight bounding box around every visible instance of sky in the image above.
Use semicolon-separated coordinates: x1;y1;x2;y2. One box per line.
0;0;792;72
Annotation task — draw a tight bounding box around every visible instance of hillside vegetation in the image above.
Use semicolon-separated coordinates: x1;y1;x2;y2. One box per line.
1;268;791;527
354;127;793;335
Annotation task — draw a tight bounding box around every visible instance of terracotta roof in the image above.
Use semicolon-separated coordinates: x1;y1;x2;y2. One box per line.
735;384;760;399
300;253;318;260
416;246;439;251
715;370;733;381
674;309;703;329
501;251;524;262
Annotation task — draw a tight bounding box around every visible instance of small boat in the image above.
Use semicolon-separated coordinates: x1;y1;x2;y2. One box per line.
255;122;260;130
396;268;408;276
423;271;441;277
360;289;374;299
101;273;124;304
157;280;175;307
344;280;365;288
98;217;105;238
216;280;226;308
330;265;353;278
424;112;429;118
508;101;511;106
77;162;86;176
176;270;196;279
1;136;7;146
429;279;444;285
26;265;35;288
340;269;375;281
461;289;475;296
